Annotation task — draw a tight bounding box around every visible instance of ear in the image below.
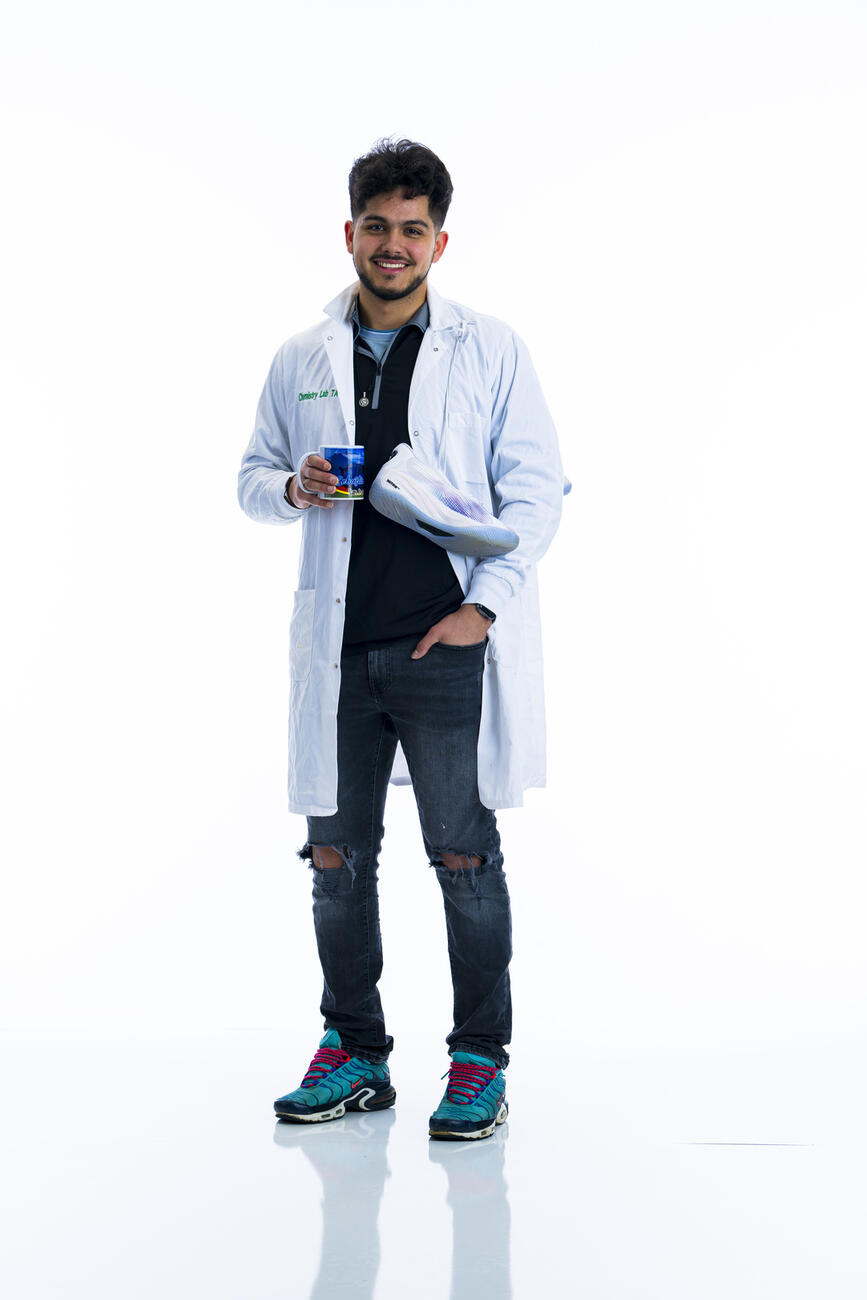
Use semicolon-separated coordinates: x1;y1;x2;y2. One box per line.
344;219;355;254
432;229;448;264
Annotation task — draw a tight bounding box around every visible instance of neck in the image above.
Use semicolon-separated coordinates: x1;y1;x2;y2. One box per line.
356;283;427;331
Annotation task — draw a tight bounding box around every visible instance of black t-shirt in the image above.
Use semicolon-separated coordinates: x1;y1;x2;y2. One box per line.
342;323;465;647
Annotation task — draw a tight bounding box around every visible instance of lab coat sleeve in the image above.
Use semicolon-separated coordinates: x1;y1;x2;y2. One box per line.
465;331;563;613
237;346;309;524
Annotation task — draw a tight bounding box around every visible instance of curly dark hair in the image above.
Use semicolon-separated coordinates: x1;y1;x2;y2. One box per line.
348;138;453;230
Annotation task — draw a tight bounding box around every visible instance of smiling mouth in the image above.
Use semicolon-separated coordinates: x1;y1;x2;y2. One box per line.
373;259;410;272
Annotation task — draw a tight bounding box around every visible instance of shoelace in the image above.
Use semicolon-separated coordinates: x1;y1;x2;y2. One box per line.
301;1045;351;1088
442;1060;497;1105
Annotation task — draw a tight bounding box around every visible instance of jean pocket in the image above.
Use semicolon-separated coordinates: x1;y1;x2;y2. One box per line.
289;589;315;681
432;637;488;651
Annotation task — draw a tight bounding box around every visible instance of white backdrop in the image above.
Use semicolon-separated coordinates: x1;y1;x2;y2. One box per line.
2;0;865;1064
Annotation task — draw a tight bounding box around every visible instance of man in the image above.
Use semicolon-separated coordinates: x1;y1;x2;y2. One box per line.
238;138;563;1140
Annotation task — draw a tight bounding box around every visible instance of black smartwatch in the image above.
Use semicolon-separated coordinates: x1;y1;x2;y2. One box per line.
473;603;497;624
284;475;310;509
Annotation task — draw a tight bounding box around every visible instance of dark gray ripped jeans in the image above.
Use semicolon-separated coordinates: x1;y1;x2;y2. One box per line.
302;634;512;1070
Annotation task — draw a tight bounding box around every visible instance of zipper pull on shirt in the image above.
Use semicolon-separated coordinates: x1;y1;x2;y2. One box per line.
358;391;370;408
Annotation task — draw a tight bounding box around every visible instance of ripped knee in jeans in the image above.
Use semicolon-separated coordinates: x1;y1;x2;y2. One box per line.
298;842;356;882
428;846;506;894
438;851;483;872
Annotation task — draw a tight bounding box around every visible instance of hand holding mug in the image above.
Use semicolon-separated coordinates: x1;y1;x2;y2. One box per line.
288;455;338;509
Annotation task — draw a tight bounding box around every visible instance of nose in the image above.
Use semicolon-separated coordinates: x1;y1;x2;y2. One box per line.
376;228;408;255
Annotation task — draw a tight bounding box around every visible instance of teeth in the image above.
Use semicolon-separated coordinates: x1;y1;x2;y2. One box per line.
376;261;407;269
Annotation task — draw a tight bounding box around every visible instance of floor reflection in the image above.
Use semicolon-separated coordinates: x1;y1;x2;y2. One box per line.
274;1113;512;1299
429;1125;512;1300
274;1110;395;1299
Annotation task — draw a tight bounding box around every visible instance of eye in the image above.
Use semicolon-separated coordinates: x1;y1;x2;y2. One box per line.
406;228;423;237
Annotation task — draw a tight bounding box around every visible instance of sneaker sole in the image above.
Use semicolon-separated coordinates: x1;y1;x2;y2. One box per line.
275;1085;396;1123
429;1099;508;1141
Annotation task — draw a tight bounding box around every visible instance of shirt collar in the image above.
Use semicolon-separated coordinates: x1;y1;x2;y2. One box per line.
351;297;430;339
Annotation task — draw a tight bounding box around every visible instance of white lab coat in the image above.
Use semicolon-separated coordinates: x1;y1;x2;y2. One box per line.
238;282;563;815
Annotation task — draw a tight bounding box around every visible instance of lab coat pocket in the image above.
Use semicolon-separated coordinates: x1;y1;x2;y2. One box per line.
449;410;486;435
289;589;315;682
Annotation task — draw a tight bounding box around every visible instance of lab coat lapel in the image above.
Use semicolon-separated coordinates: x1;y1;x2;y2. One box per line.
407;329;451;431
322;322;355;445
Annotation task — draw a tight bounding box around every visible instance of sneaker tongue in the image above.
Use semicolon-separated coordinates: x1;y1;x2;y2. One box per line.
452;1050;497;1067
319;1028;343;1049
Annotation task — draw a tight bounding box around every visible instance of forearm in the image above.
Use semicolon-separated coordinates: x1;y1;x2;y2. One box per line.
467;333;564;609
238;461;308;524
468;481;562;606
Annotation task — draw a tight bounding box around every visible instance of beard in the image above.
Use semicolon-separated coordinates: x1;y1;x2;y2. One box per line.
354;256;432;302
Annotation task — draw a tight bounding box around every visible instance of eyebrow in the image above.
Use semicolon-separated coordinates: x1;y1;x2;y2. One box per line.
361;213;431;229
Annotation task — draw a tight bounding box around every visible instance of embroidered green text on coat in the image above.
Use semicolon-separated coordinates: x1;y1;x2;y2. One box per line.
298;389;339;402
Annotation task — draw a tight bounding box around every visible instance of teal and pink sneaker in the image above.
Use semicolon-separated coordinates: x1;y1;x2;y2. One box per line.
428;1051;509;1141
274;1029;396;1123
